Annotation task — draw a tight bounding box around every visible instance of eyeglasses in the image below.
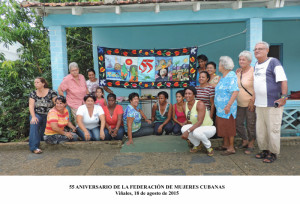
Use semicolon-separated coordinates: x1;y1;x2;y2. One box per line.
187;110;191;120
253;48;266;51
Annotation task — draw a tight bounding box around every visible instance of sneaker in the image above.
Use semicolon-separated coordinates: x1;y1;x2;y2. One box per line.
207;148;214;156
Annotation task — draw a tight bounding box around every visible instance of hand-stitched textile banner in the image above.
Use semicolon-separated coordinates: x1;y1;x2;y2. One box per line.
97;47;198;89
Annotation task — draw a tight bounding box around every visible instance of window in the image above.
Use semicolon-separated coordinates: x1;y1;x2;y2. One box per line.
268;44;283;63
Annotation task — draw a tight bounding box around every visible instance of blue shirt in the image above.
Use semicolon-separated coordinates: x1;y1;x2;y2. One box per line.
123;105;141;133
215;71;239;119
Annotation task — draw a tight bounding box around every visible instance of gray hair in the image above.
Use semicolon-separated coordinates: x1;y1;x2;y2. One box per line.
256;41;269;49
219;56;234;70
239;50;252;62
69;62;79;71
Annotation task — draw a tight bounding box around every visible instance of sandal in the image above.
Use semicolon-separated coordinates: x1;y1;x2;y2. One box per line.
244;147;254;155
33;148;43;154
237;144;248;149
221;150;236;156
207;148;214;156
186;139;193;148
190;145;201;153
263;153;277;163
215;146;227;151
255;150;269;159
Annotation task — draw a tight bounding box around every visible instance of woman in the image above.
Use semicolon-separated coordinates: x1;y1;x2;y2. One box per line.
206;61;220;87
44;96;78;144
195;71;215;119
103;93;124;140
172;90;187;135
58;62;89;121
123;92;153;145
86;68;113;94
181;86;216;156
76;94;105;141
29;77;57;154
151;91;173;135
215;56;239;155
236;51;256;154
196;54;208;86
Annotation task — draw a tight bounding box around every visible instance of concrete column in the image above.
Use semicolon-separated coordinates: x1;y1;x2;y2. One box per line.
49;26;68;91
92;27;99;78
246;18;262;66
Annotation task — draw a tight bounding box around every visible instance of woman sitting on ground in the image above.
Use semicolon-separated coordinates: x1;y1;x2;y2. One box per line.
195;71;215;119
172;90;187;135
102;93;124;140
206;62;220;88
44;96;78;144
151;91;173;135
29;77;57;154
123;92;153;145
181;86;216;156
76;94;105;141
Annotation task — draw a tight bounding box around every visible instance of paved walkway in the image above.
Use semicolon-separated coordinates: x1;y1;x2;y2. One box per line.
0;136;299;175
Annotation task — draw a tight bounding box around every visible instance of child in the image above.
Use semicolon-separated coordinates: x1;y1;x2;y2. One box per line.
172;90;187;135
95;87;107;107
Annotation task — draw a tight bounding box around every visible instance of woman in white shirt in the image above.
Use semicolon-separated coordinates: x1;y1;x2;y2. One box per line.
76;94;105;141
86;69;113;94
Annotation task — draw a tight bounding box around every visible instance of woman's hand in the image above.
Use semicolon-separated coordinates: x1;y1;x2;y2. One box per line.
71;127;76;132
181;131;189;140
64;132;73;139
100;130;105;140
146;119;152;124
108;126;113;135
224;104;231;114
126;139;133;145
157;125;163;134
30;116;39;124
248;100;255;112
84;130;91;141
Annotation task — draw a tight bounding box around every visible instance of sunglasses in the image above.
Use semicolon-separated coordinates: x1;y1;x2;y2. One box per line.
187;110;191;120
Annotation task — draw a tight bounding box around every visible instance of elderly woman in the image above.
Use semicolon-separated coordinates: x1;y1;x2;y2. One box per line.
172;90;187;135
58;62;89;120
206;62;220;87
196;54;208;86
195;71;215;119
102;93;124;140
76;94;105;141
215;56;239;155
123;92;153;145
44;96;78;144
29;77;57;154
181;86;216;156
151;91;173;135
86;68;113;94
235;51;256;154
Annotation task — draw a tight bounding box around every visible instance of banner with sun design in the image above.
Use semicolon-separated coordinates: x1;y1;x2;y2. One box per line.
97;47;198;89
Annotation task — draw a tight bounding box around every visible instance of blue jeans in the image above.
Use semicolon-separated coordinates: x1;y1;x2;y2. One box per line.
104;126;125;140
172;123;182;135
76;126;101;141
29;113;47;152
154;121;173;135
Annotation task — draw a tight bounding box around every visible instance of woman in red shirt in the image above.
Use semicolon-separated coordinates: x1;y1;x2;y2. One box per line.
102;93;124;140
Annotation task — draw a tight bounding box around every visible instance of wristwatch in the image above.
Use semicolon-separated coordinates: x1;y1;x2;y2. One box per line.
187;129;191;133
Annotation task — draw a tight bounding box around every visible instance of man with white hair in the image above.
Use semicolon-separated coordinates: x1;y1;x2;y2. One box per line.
253;41;288;163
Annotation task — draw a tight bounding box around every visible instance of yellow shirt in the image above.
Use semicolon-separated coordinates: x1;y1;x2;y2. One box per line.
185;100;213;126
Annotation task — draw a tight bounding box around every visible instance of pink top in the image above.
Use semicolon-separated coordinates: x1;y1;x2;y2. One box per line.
60;74;87;109
174;104;186;123
95;98;106;107
102;105;123;129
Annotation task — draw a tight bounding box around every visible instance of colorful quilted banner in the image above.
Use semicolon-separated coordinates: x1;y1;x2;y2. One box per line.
97;47;198;89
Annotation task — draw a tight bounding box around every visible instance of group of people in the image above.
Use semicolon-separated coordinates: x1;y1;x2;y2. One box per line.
28;41;288;163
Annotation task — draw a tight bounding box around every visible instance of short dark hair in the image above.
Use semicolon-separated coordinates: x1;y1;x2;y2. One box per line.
206;61;216;69
56;95;66;103
157;91;168;99
184;86;197;96
84;94;96;102
197;54;208;62
176;90;185;97
200;71;211;81
129;92;139;102
35;77;49;88
107;93;116;100
87;68;95;75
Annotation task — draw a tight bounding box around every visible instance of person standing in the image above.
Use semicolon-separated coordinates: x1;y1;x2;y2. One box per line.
253;41;288;163
196;54;208;86
86;68;113;94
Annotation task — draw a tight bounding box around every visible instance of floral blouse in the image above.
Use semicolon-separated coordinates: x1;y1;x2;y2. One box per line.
29;89;57;115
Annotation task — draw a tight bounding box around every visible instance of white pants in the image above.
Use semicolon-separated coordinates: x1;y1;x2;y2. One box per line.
256;107;283;155
181;125;216;149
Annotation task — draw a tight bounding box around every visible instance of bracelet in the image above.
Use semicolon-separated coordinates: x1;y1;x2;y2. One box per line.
281;95;288;99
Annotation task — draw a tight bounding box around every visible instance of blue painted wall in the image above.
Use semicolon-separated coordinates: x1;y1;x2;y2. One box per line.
92;22;246;103
263;20;300;93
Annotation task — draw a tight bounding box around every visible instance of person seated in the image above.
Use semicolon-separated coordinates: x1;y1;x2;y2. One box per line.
181;86;216;156
102;93;124;140
76;94;105;141
151;91;173;135
172;90;187;135
44;96;78;144
123;92;153;145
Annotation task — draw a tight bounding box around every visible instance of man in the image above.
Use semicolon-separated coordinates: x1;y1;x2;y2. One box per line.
253;41;288;163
